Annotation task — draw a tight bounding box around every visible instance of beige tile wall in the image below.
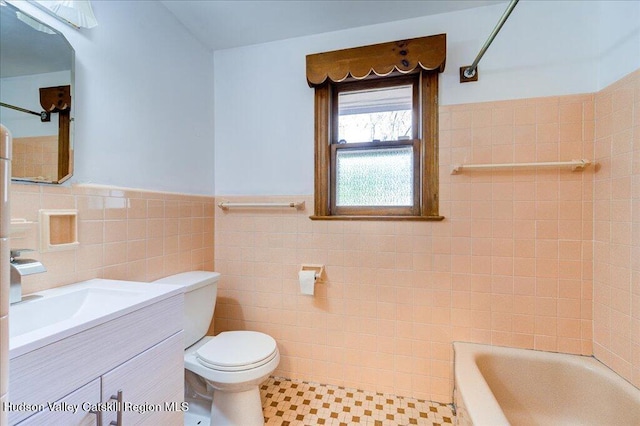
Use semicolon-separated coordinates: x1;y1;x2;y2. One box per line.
12;136;58;181
593;69;640;388
9;184;214;294
213;93;596;403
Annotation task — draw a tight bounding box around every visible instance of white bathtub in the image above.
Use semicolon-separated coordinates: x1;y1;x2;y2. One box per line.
453;342;640;426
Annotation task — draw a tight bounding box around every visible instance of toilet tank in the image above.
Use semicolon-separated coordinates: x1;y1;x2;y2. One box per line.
154;271;220;348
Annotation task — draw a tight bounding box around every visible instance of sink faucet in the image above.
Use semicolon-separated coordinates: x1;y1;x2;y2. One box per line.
10;249;47;304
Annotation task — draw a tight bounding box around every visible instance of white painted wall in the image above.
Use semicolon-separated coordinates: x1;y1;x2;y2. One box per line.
214;1;607;196
7;0;638;196
8;0;215;195
596;0;640;90
0;71;69;138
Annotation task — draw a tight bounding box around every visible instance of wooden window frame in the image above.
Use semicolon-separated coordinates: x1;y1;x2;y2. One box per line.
310;70;442;221
306;34;446;221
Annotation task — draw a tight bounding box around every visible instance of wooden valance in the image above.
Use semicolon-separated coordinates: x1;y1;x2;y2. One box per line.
306;34;446;87
40;85;71;112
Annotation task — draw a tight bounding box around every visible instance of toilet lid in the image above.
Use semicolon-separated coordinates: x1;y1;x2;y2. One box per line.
196;331;277;371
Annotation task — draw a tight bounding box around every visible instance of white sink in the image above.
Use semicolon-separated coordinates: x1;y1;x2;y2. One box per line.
9;279;183;357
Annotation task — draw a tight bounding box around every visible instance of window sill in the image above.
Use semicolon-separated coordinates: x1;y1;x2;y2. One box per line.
309;215;445;221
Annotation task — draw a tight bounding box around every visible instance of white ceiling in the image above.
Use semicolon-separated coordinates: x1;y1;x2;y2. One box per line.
160;0;507;52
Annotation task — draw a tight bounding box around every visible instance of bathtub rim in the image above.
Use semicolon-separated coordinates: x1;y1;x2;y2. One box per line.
453;342;509;426
452;341;640;426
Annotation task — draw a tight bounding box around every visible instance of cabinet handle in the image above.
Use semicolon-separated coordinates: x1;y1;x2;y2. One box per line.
90;408;102;426
109;390;123;426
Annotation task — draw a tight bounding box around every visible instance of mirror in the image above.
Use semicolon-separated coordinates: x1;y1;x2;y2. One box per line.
0;1;74;184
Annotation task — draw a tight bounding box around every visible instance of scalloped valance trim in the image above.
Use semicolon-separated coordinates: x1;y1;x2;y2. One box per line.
306;34;446;87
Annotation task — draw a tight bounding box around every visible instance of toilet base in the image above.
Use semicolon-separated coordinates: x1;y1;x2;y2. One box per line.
211;386;263;426
185;409;210;426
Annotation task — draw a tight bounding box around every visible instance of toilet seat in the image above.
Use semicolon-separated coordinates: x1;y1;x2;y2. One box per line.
196;331;277;372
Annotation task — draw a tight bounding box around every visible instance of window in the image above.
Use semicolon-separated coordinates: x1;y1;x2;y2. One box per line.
306;34;446;220
331;76;419;216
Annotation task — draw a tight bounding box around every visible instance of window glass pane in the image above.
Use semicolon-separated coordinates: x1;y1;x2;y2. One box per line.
335;146;413;206
338;85;412;143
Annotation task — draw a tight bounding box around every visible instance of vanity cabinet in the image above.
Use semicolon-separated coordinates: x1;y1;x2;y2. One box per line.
19;379;101;426
9;294;184;425
100;332;184;425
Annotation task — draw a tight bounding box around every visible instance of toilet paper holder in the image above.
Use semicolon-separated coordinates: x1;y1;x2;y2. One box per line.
299;264;324;281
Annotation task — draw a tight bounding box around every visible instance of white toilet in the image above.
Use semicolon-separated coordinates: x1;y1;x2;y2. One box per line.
155;271;280;426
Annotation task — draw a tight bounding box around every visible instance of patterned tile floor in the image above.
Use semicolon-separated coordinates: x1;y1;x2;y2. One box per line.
260;377;455;426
